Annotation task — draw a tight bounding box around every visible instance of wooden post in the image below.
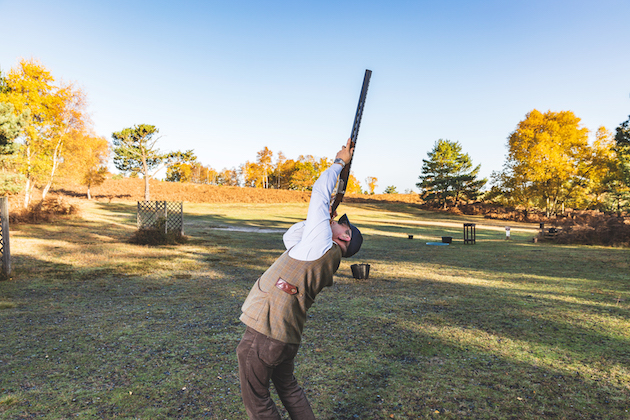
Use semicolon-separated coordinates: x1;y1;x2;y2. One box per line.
137;201;142;229
162;201;168;234
1;197;11;278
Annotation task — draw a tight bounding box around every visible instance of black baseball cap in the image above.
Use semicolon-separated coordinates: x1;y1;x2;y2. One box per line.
338;214;363;257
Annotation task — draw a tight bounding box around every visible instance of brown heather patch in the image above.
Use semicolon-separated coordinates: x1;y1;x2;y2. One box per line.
54;178;313;204
48;178;422;205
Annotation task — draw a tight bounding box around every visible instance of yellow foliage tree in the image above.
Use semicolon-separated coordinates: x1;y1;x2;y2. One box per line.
498;109;591;216
217;168;240;186
242;147;275;188
256;147;273;189
61;132;109;199
289;155;331;191
0;59;88;207
164;150;197;184
166;162;194;183
346;173;362;194
580;127;616;208
365;176;378;194
270;151;296;189
242;161;263;188
190;163;218;184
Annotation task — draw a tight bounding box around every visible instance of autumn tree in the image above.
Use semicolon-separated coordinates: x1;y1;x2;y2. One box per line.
269;151;295;189
241;148;353;191
577;127;617;210
257;147;273;189
217;167;240;186
165;150;198;183
241;147;276;188
493;110;593;216
289;155;331;191
417;139;486;208
189;163;218;184
61;131;109;199
242;161;263;188
0;59;89;207
365;177;378;194
40;84;86;202
346;173;362;194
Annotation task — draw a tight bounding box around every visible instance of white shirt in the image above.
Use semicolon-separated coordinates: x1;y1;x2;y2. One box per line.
283;163;343;261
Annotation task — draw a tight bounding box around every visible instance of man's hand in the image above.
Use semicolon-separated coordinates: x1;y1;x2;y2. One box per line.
335;138;354;165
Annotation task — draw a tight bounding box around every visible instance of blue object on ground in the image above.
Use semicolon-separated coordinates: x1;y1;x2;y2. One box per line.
426;242;449;246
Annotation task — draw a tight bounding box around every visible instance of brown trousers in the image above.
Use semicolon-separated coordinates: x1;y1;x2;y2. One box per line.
236;327;316;420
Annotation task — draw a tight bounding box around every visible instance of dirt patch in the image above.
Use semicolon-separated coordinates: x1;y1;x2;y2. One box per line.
209;226;285;233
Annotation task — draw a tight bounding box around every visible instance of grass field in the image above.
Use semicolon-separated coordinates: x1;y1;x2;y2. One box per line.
1;200;629;419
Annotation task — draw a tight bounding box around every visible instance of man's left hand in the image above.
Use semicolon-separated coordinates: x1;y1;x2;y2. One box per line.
335;138;354;165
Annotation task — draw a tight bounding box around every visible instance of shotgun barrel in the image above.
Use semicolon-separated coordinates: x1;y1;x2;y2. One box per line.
330;69;372;215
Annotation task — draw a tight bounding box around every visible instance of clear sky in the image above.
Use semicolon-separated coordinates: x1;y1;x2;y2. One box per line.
2;0;629;193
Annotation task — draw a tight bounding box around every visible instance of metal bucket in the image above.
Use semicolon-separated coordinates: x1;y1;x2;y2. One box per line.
351;263;370;279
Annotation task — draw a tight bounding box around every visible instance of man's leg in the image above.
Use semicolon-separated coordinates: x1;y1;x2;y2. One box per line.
236;327;282;420
271;347;316;420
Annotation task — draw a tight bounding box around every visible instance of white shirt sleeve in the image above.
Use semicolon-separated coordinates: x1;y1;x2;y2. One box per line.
282;221;305;250
285;163;343;261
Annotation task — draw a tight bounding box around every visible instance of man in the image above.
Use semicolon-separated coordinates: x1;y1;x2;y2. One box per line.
236;138;363;419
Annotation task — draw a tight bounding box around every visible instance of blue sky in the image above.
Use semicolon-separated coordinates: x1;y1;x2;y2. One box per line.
1;0;629;193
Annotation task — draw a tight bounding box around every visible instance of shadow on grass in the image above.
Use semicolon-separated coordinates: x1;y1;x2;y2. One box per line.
302;276;630;418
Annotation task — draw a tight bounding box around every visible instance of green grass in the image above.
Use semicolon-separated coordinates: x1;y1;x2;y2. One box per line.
1;200;629;419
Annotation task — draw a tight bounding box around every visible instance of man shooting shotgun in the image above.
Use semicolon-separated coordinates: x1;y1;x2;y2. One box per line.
236;71;371;420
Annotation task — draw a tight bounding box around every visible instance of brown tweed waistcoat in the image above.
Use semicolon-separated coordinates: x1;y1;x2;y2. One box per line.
240;244;342;344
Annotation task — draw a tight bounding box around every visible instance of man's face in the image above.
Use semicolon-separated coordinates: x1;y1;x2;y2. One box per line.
331;221;352;255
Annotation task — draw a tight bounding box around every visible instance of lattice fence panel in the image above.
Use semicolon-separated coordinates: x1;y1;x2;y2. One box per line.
137;201;183;234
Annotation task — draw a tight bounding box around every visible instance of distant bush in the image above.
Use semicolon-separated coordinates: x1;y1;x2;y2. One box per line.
554;214;630;246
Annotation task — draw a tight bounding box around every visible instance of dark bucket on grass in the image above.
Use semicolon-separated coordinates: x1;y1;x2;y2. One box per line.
442;236;452;244
351;263;370;279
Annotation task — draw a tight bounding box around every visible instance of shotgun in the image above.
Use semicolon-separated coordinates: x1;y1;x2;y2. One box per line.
330;69;372;215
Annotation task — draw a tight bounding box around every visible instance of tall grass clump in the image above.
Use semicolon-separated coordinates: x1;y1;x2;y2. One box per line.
10;196;78;224
128;217;187;246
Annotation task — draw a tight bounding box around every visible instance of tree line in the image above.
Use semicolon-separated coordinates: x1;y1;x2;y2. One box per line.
417;110;630;216
3;58;628;214
111;124;368;200
165;145;366;193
